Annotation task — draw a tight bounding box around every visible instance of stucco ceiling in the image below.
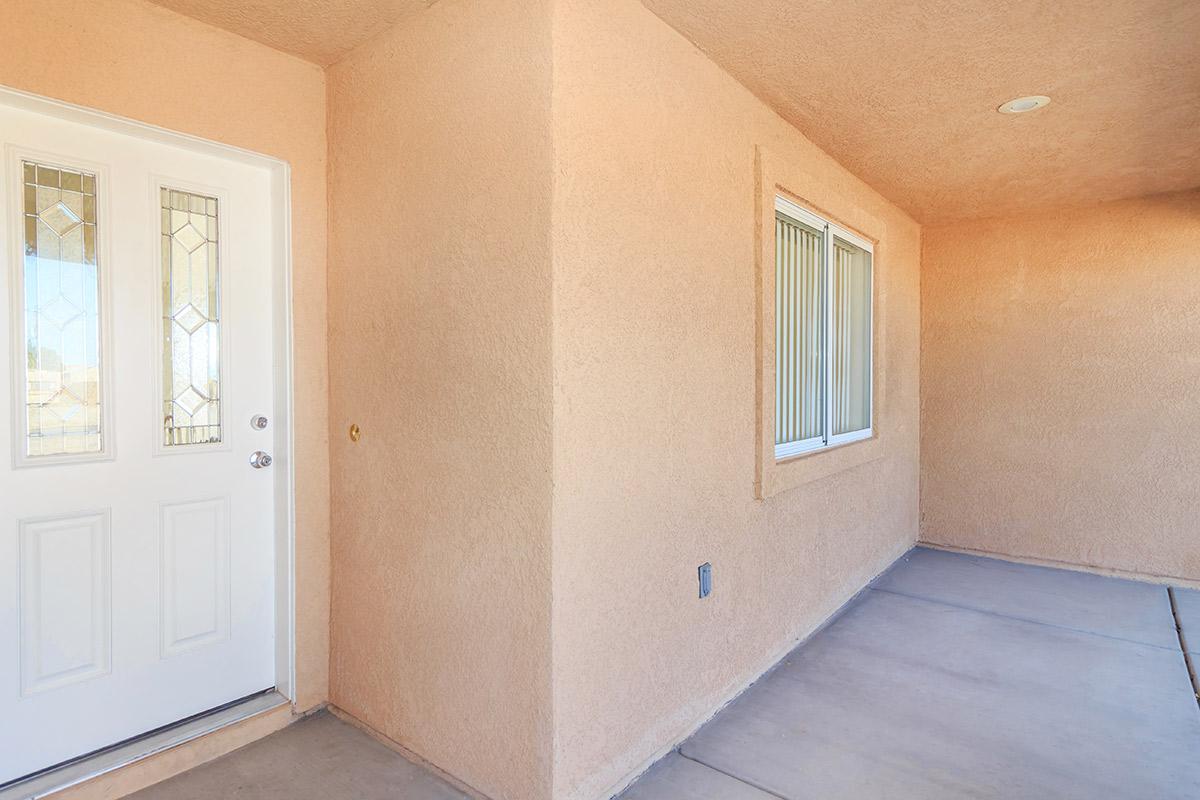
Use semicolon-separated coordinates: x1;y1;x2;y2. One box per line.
146;0;434;66
148;0;1198;221
641;0;1200;222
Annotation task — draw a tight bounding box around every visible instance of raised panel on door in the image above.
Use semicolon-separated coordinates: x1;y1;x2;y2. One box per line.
18;511;111;696
160;498;230;658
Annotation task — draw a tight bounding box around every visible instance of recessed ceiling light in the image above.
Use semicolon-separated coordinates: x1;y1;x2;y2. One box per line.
998;95;1051;114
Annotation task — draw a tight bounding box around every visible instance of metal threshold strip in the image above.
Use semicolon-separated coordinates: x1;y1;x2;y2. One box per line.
0;689;287;800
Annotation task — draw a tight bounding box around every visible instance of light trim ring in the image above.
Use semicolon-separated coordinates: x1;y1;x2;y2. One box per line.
998;95;1051;114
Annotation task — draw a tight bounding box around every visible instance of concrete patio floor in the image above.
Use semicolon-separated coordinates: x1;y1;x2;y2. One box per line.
129;547;1200;800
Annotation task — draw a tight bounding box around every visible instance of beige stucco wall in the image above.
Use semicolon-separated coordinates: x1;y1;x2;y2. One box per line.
325;1;554;799
921;190;1200;582
549;1;922;797
0;0;330;794
6;4;1189;800
324;2;918;798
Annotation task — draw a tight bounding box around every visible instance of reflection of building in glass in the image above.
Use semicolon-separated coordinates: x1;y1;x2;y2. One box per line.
22;161;103;457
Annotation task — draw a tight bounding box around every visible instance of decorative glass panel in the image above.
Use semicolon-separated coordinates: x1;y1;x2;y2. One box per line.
21;160;103;457
775;211;824;447
161;188;221;446
831;236;872;435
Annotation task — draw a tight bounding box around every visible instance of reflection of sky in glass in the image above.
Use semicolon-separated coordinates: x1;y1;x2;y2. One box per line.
23;162;103;456
25;260;100;365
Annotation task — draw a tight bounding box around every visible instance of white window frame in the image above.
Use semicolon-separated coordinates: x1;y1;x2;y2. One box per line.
774;195;873;461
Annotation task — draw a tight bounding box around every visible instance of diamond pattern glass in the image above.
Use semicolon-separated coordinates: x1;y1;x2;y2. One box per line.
161;188;222;446
21;160;103;457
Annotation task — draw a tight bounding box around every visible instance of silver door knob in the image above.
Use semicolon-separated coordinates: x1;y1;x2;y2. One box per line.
250;414;269;430
249;451;273;469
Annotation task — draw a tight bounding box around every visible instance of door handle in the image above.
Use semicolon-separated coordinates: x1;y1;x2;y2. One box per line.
249;451;273;469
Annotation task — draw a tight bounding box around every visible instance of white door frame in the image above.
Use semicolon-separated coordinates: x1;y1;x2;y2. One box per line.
0;84;297;705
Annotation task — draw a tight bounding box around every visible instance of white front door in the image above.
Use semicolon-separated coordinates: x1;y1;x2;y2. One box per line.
0;99;280;784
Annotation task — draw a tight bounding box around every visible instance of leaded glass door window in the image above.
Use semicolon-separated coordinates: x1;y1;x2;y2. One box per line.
161;187;222;446
19;160;105;458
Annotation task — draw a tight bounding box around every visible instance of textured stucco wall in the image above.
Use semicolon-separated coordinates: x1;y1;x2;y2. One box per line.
325;1;554;799
549;1;921;797
921;190;1200;582
0;0;329;795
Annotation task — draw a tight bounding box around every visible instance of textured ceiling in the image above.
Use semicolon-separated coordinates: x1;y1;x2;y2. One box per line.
146;0;433;65
641;0;1200;222
148;0;1198;220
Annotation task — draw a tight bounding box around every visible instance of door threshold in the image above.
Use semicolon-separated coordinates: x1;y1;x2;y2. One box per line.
0;690;288;800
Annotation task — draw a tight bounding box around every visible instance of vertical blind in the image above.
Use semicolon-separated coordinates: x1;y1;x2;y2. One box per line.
831;237;871;436
775;201;873;458
775;214;824;446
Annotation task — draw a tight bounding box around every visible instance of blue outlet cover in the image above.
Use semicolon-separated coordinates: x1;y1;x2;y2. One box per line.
698;562;712;598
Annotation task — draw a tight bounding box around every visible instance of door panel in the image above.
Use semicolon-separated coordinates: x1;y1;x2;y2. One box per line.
0;101;278;784
18;511;110;696
159;498;230;658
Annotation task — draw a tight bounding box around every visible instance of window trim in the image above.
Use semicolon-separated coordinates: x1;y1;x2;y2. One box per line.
773;195;873;462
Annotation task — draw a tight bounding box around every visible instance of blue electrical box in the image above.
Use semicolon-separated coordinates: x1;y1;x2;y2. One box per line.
698;562;712;598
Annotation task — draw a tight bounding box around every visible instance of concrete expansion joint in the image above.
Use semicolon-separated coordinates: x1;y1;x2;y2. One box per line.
1167;588;1200;708
674;753;789;800
869;586;1181;653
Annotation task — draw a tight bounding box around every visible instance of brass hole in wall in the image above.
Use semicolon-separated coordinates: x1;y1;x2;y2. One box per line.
348;423;361;443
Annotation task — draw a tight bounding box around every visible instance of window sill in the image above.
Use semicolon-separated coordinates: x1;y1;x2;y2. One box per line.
759;428;884;499
775;428;872;462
